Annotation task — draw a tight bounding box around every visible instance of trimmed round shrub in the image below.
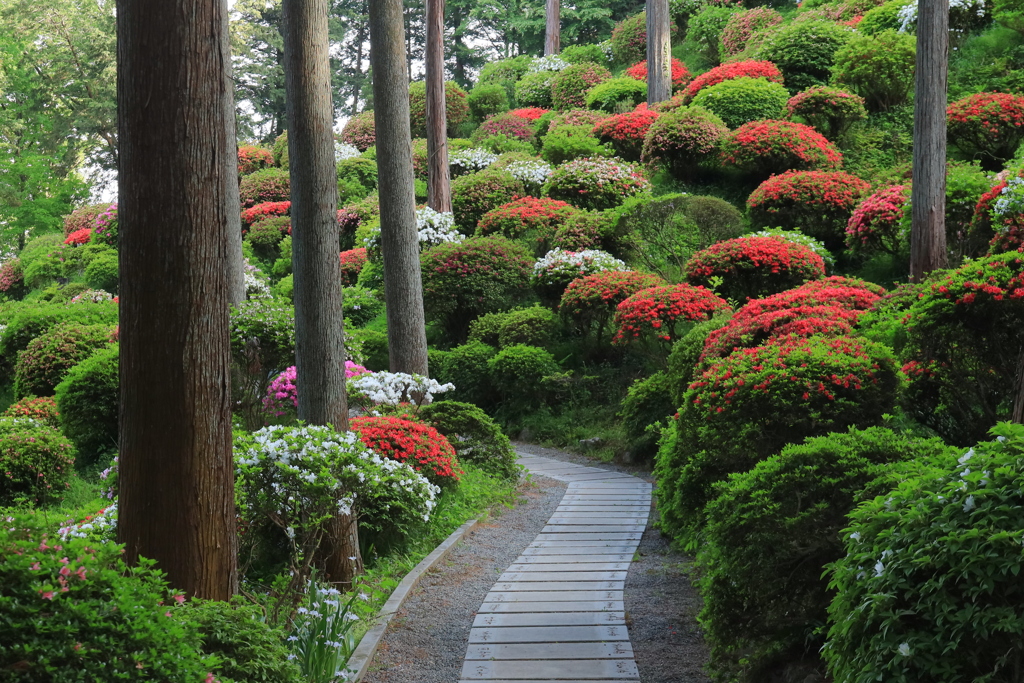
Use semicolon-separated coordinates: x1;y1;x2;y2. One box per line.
409;80;469;138
719;120;843;179
593;108;660;161
430;341;498;408
340;110;376;151
64;228;92;246
478;55;533;88
786;85;867;140
515;71;557;108
0;301;119;373
550;62;612;111
831;30;916;112
682;60;784;103
468;83;510;121
3;396;60;427
477;197;579;256
63;203;112;236
900;251;1024;446
0;418;75;506
656;333;900;544
487;344;560;411
337;156;378;198
14;323;112;398
339;248;368;286
585;78;647;113
947;91;1024;169
701;427;954;683
450;168;526;233
640;106;729;180
54;344;119;466
824;424;1024;683
350;416;461;488
472;112;536;143
613;283;730;346
688;4;743;63
247;216;291;250
543;156;650;210
470;306;559;349
540;125;610;165
720;7;784;58
690;77;789;129
624;58;691;92
683;235;826;302
755;20;853;93
237;145;274;175
239;167;290;208
747;170;871;250
559;270;667;341
84;250;119;293
0;258;24;296
845;184;909;255
857;0;907;34
611;11;650;65
420;237;534;342
751;227;836;272
532;249;627;304
736;277;885;319
552;209;622;253
415;400;519;480
560;44;608;65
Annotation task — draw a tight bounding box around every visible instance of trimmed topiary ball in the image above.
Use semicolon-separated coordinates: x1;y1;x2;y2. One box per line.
611;11;650;66
613;283;730;347
239;167;290;208
515;71;557;108
682;60;784;103
409;81;469;138
755;19;853;93
237;145;274;176
3;396;60;427
477;197;579;256
690;77;790;129
543;156;649;211
54;344;119;466
845;184;909;255
593;108;660;161
0;417;75;506
719;120;843;179
552;209;621;253
487;344;561;413
640;106;729;180
785;85;867;140
241;200;291;227
585;78;648;113
468;83;510;121
550;62;612;111
688;4;743;63
559;270;666;342
14;323;113;398
471;112;536;143
62;204;112;237
415;400;520;480
450;168;526;233
532;249;628;304
683;235;826;302
340;111;376;151
747;170;870;251
831;30;916;112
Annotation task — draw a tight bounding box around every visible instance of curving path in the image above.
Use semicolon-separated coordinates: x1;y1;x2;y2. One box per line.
458;452;652;682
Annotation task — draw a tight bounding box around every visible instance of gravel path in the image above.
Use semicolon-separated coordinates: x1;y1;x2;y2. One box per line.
360;446;709;683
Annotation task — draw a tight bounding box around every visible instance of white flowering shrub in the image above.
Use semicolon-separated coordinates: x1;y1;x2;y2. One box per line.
362;207;462;254
244;259;273;300
897;0;988;34
334;140;362;163
347;371;454;411
449;147;499;177
68;289;116;304
58;501;118;542
991;175;1024;228
532;248;627;288
528;54;571;73
505;159;554;195
749;228;836;271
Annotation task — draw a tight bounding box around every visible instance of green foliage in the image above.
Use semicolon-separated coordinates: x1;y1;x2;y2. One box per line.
824;422;1024;683
336;157;378;204
514;70;557;108
700;427;954;683
14;323;111;398
450;168;527;233
688;5;743;63
619;371;676;460
993;0;1024;32
342;285;384;328
229;297;296;374
785;85;867;141
831;30;916;112
857;0;908;35
585;78;647;113
408;81;470;138
469;305;558;349
272;130;289;168
478;55;534;89
550;62;613;110
756;20;853;93
611;11;649;65
0;417;75;507
83;248;119;293
468;83;511;121
690;76;789;129
560;43;609;64
487;344;560;415
640;105;729;181
541;125;612;164
0;300;118;373
239;167;291;208
0;512;214;679
54;344;119;467
664;315;731;406
416;400;521;480
430;341;498;408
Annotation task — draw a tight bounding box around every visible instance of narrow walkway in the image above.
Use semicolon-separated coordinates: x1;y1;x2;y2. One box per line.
458;452;652;682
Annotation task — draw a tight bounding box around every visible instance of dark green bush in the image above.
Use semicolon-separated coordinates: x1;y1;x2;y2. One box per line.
84;249;119;293
640;106;729;181
272;130;289;167
0;300;119;373
699;427;954;683
514;71;557;108
487;344;560;414
14;323;112;398
468;83;510;121
416;400;520;480
585;78;647;113
690;77;789;128
469;305;558;349
831;30;916;112
560;44;608;65
619;372;676;461
408;80;470;137
756;20;852;92
342;285;384;328
0;417;75;507
54;344;119;466
857;0;906;35
431;341;498;408
664;315;731;406
450;168;526;233
478;55;533;88
336;156;378;202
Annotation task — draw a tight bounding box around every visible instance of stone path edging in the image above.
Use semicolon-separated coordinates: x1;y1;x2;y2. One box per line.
349;517;480;682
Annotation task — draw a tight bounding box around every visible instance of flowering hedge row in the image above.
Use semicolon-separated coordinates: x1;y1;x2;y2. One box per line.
241;200;291;227
559;270;666;341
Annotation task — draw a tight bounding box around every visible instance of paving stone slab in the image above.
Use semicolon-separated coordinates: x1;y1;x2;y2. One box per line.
489;581;623;592
472;612;626;628
558;496;650;503
546;517;648;525
522;545;638;554
558;474;640;482
514;554;633;564
468;624;630;643
533;533;642;542
542;525;646;534
460;659;639;680
477;600;624;613
499;571;629;582
506;562;630;572
465;641;634;660
555;505;650;512
483;590;623;602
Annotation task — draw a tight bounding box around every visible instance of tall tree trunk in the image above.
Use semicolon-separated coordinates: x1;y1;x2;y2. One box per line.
646;0;672;105
224;4;246;305
282;0;359;587
910;0;948;282
426;0;451;212
545;0;560;56
351;0;368;114
370;0;430;375
116;0;237;600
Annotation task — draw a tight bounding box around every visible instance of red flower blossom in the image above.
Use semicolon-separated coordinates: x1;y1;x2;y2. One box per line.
350;416;462;487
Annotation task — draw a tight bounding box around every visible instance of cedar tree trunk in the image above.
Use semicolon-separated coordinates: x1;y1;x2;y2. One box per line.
426;0;452;212
545;0;560;56
647;0;672;105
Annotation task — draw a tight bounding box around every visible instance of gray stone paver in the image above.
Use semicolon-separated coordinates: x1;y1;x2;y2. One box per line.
456;454;650;683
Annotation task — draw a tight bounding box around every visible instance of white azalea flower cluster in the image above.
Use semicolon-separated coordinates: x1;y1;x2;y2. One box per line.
244;259;272;299
68;289;116;304
528;54;570;73
992;176;1024;230
334;140;362;162
532;248;628;287
897;0;986;33
347;371;454;409
58;502;118;542
362;207;462;253
505;159;554;191
449;147;499;176
598;40;614;63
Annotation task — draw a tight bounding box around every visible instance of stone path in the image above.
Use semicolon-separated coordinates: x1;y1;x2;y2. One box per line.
458;452;652;682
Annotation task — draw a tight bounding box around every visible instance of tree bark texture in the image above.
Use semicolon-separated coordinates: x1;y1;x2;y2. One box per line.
910;0;949;282
223;4;246;305
545;0;560;56
426;0;452;213
369;0;430;376
646;0;672;105
116;0;238;600
282;0;358;587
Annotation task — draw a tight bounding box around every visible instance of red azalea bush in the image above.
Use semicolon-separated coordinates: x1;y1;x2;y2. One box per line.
0;258;24;294
237;145;274;175
62;204;112;237
683;60;784;103
2;396;60;427
720;120;843;179
239;167;290;208
550;62;612;111
510;107;549;120
640;106;729;180
747;170;870;251
477;197;579;256
543;156;650;211
613;284;730;345
450;168;526;232
786;86;867;141
241;200;291;227
559;270;666;341
350;416;462;488
683;236;826;302
735;278;884;321
341;110;376;151
472;112;536;142
339;248;368;286
970;177;1018;253
845;184;909;254
947;92;1024;169
593;108;660;161
720;8;784;58
64;228;92;246
625;58;691;91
